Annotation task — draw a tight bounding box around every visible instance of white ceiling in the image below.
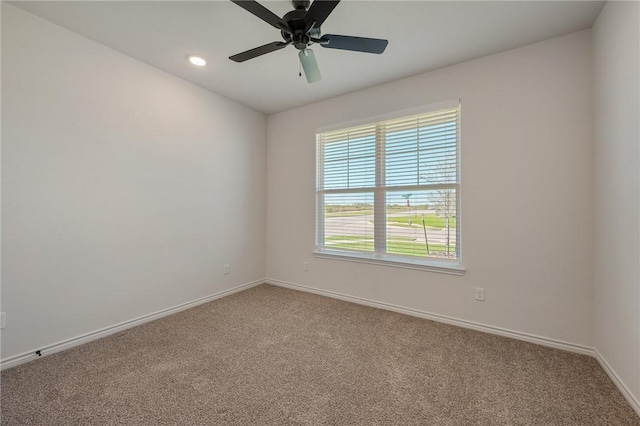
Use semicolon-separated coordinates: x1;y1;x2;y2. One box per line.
11;1;604;114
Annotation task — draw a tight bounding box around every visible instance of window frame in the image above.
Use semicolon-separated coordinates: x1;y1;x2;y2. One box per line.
314;100;465;275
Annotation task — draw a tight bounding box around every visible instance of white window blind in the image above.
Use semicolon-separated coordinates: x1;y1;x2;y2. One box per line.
316;104;460;267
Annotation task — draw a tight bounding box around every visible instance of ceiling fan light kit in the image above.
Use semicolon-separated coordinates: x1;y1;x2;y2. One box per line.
229;0;388;83
299;49;321;83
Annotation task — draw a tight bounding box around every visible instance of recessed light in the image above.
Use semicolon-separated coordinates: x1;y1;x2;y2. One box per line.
188;56;206;66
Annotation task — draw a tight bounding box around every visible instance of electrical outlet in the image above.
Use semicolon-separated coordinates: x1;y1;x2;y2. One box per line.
474;287;485;301
1;312;6;329
224;264;230;275
303;261;309;271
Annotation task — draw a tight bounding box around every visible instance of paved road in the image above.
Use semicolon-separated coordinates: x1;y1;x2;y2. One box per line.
325;209;456;246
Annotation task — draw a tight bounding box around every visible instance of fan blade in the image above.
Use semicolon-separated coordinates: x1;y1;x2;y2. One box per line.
231;0;291;32
299;49;321;83
320;34;388;54
305;0;340;28
229;41;289;62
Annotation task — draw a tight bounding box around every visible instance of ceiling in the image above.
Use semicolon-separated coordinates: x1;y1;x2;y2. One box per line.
11;1;604;114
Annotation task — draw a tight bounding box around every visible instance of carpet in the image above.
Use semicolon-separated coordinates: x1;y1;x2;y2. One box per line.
1;284;638;425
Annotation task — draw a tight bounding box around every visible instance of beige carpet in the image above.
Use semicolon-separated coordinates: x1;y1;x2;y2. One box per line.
1;284;638;425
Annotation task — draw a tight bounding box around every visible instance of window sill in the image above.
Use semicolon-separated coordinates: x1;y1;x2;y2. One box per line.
313;249;466;276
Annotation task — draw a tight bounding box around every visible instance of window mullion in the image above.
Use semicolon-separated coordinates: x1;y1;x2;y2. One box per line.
316;136;325;248
374;124;386;253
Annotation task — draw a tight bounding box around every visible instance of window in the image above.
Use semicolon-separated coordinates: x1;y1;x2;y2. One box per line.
315;102;462;273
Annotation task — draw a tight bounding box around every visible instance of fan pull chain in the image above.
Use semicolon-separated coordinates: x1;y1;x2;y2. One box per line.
299;60;302;78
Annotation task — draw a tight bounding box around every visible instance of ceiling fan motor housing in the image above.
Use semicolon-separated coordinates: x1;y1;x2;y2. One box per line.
281;7;320;50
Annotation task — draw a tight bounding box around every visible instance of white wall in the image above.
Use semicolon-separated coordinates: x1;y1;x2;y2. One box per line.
266;30;594;347
1;4;267;360
593;1;640;406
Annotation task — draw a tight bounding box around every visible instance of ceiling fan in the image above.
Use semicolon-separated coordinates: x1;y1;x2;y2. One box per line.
229;0;389;83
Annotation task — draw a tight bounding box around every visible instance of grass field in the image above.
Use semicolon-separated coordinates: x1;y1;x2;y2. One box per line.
325;205;432;217
325;235;456;257
386;215;456;229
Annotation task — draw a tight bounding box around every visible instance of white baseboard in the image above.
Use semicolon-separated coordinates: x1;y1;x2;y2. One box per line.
594;349;640;417
265;278;594;356
0;279;264;371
